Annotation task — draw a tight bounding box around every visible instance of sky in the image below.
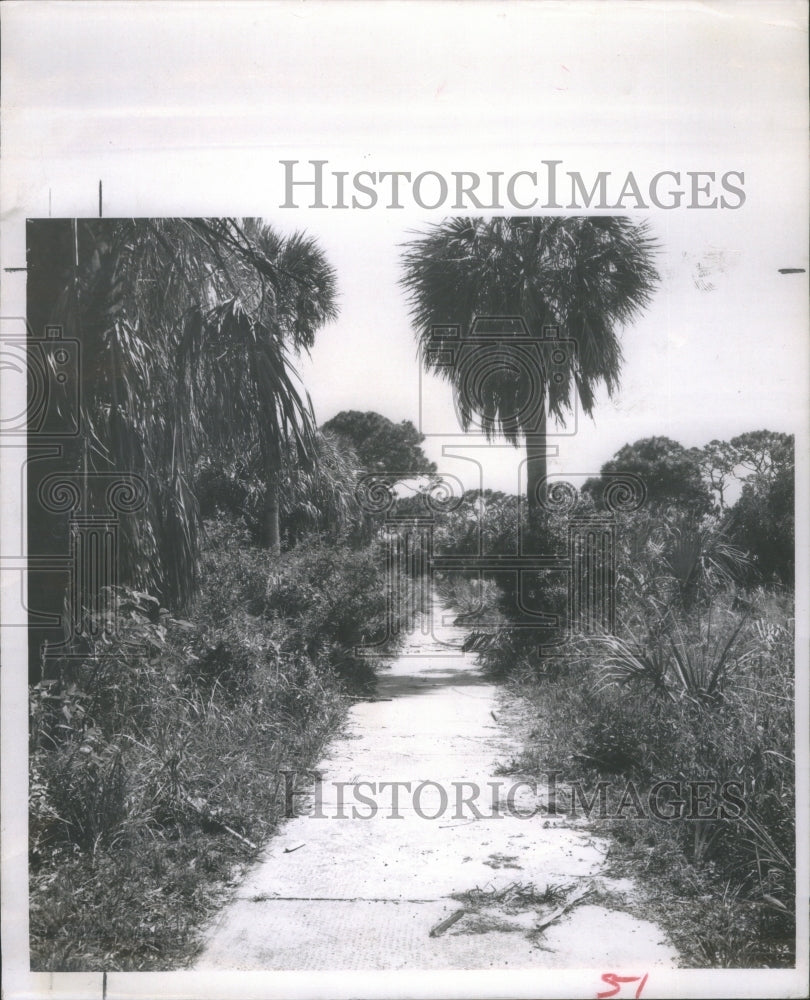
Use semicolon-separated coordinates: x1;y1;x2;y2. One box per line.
293;197;807;495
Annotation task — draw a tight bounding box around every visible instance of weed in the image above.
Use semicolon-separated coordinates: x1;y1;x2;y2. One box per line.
29;519;396;970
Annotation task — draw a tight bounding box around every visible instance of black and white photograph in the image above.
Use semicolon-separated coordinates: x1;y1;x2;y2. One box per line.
1;3;808;999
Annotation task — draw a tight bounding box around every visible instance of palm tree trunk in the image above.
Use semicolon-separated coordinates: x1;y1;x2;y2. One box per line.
264;472;281;555
525;413;548;516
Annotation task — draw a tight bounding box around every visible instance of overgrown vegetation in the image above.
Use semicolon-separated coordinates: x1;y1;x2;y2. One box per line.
434;435;795;968
28;219;429;969
29;518;406;970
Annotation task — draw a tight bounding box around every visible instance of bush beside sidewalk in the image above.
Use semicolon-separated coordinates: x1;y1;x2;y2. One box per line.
29;519;401;971
437;505;795;969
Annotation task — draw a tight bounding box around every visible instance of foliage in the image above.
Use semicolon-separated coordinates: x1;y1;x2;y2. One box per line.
585;436;711;512
492;584;796;967
730;456;795;586
431;490;521;556
729;430;794;480
26;218;338;615
585;430;794;519
436;489;794;966
321;410;436;477
29;596;344;967
693;430;794;512
596;600;750;705
29;520;399;969
195;430;364;546
695;438;743;510
400;217;659;430
261;536;406;684
613;507;749;616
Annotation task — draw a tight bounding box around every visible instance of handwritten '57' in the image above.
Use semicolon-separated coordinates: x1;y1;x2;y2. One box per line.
597;972;649;998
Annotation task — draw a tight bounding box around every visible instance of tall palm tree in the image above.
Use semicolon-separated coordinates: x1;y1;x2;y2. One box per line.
400;217;658;511
27;218;337;614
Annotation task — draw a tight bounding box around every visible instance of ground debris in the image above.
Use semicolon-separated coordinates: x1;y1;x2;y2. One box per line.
428;908;467;937
179;790;257;851
432;880;595;941
452;880;570;913
533;881;594;934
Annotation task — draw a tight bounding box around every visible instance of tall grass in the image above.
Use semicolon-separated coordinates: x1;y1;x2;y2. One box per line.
29;517;401;970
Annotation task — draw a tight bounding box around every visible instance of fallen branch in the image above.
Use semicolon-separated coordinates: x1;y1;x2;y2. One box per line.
179;790;258;850
429;908;466;937
534;881;593;933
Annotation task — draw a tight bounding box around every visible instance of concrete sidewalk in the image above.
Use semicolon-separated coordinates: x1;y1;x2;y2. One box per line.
195;602;678;970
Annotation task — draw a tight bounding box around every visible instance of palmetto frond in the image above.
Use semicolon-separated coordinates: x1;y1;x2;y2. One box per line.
400;216;659;437
280;430;362;538
189;298;318;472
661;514;750;607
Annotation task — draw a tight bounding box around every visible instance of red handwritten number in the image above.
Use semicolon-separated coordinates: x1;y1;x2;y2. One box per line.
597;972;649;999
597;974;634;998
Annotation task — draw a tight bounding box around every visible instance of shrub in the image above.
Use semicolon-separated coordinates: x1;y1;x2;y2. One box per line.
731;463;794;586
29;519;388;970
262;537;401;682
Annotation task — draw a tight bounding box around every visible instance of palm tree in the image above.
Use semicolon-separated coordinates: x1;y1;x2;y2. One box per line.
187;219;338;553
26;218;337;613
400;217;658;512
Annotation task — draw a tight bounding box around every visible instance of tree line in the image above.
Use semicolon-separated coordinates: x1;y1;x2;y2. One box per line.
28;216;792;662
